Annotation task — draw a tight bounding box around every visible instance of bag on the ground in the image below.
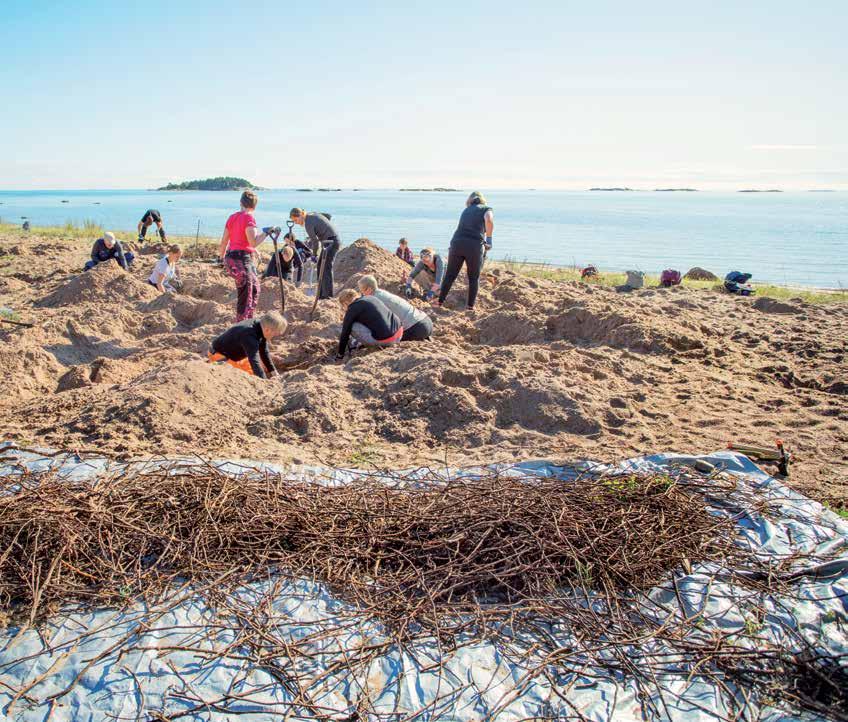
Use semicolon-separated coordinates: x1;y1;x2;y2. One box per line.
724;271;754;296
581;265;598;279
625;270;645;289
660;269;682;287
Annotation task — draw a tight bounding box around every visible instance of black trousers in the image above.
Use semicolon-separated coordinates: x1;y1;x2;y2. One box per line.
438;240;484;308
402;316;433;341
317;240;339;300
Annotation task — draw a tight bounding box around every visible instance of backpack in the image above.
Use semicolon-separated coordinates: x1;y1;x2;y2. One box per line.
581;265;598;279
660;269;682;287
625;270;645;289
724;271;754;296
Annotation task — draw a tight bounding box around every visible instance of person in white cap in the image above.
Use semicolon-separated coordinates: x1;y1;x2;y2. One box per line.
84;231;134;271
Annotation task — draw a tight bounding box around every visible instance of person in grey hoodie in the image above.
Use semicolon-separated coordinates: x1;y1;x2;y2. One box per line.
358;274;433;341
404;248;444;301
289;208;340;300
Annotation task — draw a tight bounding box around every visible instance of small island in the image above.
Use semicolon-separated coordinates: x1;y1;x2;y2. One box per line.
738;189;782;193
156;177;261;191
399;187;462;192
654;188;698;192
589;187;634;192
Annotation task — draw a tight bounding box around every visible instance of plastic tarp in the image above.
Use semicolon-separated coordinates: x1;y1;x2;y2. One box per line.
0;446;846;721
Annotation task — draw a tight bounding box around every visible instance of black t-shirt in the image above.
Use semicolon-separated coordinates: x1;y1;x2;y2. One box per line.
338;296;400;355
141;209;162;224
211;320;275;378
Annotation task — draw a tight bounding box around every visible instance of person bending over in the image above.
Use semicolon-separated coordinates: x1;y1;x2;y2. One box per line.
336;288;402;360
437;191;493;310
264;244;297;281
85;231;134;271
148;244;183;293
219;191;273;321
207;311;287;378
405;248;445;300
289;208;340;300
138;209;166;243
358;274;433;342
264;233;315;283
395;238;414;266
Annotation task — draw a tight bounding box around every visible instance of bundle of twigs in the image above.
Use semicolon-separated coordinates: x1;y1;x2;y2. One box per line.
0;464;729;632
1;461;845;720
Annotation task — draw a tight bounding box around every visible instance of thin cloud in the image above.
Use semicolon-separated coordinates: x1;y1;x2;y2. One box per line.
749;144;819;151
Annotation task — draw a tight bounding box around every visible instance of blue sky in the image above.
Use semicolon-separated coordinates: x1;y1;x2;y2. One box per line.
1;1;845;189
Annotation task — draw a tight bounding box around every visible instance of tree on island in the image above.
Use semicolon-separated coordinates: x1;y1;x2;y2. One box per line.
156;177;262;191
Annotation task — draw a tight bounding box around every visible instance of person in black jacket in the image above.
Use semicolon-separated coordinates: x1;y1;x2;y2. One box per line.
436;191;494;310
263;232;316;284
336;289;402;359
84;231;134;271
207;312;287;378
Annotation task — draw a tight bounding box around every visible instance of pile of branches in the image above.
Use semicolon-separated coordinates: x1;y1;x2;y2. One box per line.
1;461;846;719
0;463;731;632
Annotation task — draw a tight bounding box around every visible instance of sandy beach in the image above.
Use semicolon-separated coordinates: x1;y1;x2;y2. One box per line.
1;228;845;509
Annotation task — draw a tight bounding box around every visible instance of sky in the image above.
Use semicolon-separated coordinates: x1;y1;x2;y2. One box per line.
0;1;845;190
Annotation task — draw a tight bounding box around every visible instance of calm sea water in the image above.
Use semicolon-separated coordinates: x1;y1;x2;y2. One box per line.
1;189;845;288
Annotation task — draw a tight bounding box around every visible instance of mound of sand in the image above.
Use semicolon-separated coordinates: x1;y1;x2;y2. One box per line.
684;267;719;281
753;297;804;315
1;229;846;506
36;262;158;308
335;238;421;290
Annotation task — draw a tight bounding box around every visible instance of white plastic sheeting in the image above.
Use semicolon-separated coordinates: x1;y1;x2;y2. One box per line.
0;446;845;721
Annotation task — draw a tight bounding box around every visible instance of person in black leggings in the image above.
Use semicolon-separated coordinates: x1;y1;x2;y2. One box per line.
436;191;494;310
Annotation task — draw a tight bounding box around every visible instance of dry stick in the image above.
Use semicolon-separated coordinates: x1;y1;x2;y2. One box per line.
0;318;34;328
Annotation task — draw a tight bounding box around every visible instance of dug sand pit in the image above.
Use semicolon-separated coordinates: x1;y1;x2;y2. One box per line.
20;358;279;457
1;228;846;506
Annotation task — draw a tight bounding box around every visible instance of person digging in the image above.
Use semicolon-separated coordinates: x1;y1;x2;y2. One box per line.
405;247;445;301
138;209;167;243
207;311;287;378
336;288;402;361
84;231;134;271
148;244;183;293
289;208;341;300
358;274;433;342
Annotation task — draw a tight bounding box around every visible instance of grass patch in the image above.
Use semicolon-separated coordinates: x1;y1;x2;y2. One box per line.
493;258;848;305
825;503;848;520
63;218;103;234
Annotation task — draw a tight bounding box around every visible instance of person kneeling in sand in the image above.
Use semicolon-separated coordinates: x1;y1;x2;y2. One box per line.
207;311;286;378
336;288;403;361
405;248;444;300
84;231;134;271
148;244;183;293
357;275;433;342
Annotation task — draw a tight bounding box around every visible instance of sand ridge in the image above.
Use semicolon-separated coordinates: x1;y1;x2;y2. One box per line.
0;234;845;505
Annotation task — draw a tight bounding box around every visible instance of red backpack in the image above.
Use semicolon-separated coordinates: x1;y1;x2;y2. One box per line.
660;269;682;287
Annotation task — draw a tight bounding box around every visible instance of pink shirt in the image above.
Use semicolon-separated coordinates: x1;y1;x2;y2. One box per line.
225;211;257;252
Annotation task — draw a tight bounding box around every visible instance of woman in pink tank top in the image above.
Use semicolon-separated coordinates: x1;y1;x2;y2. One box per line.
219;191;271;321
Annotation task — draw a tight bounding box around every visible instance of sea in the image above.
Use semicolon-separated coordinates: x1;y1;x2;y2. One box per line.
1;189;845;288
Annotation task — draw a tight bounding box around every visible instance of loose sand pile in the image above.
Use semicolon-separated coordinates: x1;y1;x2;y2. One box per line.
0;231;845;505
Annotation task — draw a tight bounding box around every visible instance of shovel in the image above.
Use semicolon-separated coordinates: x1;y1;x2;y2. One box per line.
268;226;286;314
